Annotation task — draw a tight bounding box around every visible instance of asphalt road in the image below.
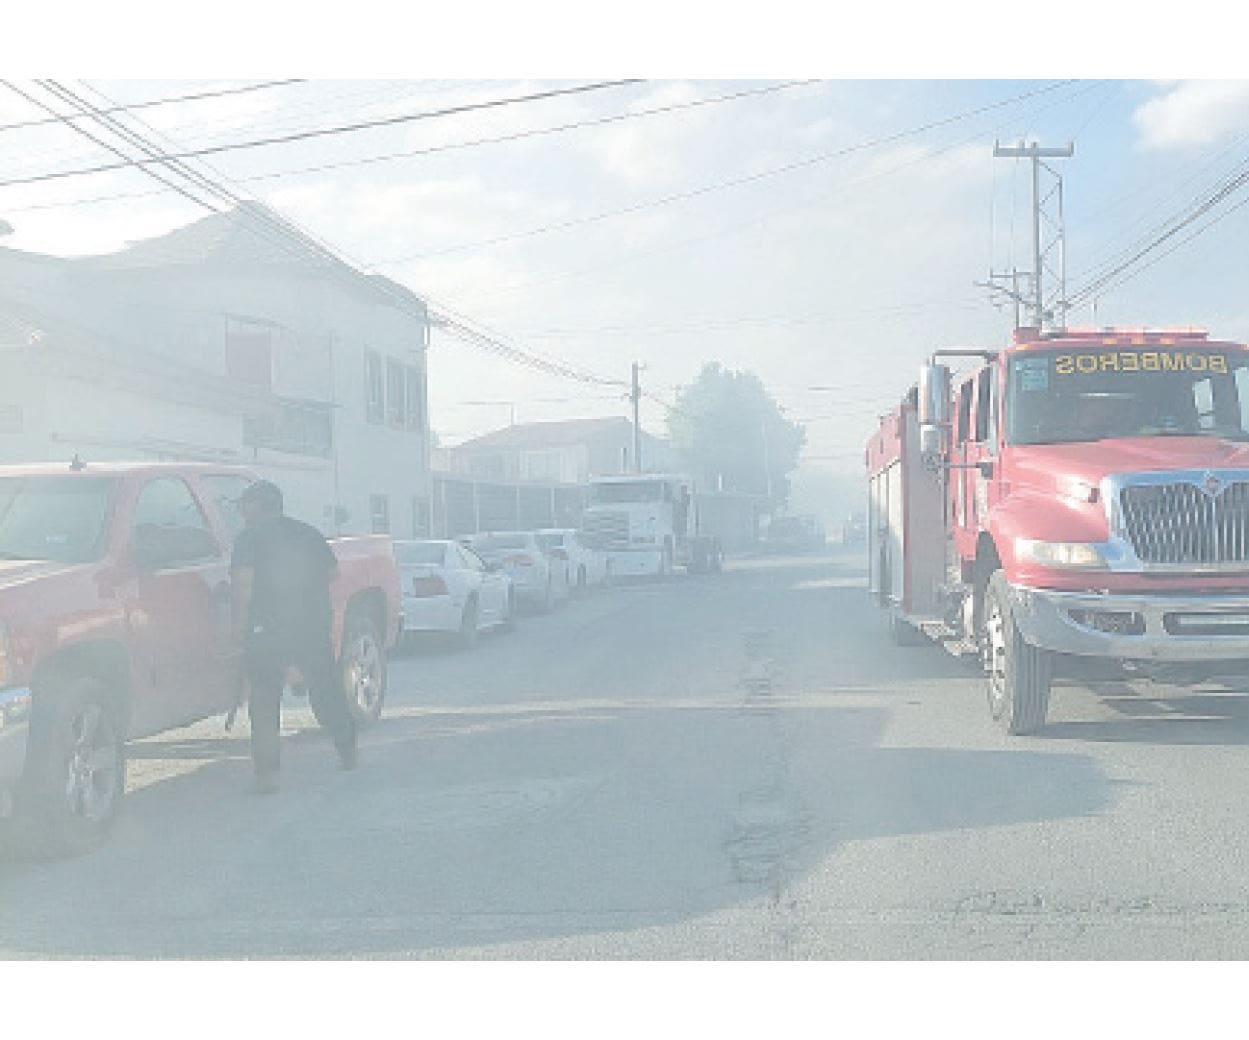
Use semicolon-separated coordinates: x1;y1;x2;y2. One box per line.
4;548;1249;959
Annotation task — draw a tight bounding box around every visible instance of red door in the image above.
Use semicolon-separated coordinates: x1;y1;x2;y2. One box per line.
123;476;235;736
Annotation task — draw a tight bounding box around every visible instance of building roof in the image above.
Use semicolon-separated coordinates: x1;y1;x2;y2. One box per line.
79;203;426;318
453;416;642;452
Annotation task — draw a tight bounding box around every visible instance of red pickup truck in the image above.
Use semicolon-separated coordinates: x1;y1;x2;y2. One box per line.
0;462;401;856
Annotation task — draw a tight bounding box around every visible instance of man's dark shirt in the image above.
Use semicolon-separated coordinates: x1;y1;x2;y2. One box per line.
232;515;336;652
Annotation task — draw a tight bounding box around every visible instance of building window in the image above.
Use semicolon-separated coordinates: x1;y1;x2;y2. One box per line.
243;400;333;458
386;358;406;428
225;317;274;388
412;496;429;537
370;494;390;534
365;350;384;424
405;365;424;432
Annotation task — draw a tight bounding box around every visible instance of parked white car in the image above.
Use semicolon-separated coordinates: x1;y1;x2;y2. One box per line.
536;528;611;592
395;539;515;646
465;531;570;613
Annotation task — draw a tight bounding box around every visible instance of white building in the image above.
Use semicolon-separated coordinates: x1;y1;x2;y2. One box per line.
0;203;431;537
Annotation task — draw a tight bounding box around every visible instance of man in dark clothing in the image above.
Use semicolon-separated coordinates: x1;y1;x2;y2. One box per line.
231;480;358;793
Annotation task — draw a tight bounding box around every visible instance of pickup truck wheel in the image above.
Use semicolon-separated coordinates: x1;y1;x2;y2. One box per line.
339;613;387;726
19;675;125;858
984;571;1052;735
456;597;480;649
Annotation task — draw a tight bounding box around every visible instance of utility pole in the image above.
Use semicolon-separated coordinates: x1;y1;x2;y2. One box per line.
630;361;643;474
989;140;1074;329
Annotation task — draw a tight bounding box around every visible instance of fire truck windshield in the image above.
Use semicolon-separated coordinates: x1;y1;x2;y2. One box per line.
1007;348;1249;445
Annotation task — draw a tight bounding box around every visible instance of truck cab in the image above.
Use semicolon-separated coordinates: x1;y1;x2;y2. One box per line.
583;474;724;576
868;326;1249;734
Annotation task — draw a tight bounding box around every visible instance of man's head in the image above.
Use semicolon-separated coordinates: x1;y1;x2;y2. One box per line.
238;480;284;527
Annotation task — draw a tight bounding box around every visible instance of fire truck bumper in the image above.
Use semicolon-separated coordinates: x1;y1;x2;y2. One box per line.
1009;585;1249;661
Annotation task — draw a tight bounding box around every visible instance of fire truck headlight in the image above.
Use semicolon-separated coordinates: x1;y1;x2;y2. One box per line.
1015;538;1108;570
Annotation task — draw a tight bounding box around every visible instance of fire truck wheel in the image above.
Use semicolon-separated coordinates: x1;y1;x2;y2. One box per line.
983;571;1052;735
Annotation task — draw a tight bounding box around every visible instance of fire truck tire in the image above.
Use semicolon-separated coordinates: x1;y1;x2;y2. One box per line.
984;570;1052;735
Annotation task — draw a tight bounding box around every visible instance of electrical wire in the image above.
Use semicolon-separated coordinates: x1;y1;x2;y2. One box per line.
0;78;307;133
3;80;818;216
374;80;1075;268
0;79;644;189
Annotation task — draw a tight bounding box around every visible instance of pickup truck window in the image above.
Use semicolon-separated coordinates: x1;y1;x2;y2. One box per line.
199;474;253;546
0;475;115;563
130;477;220;568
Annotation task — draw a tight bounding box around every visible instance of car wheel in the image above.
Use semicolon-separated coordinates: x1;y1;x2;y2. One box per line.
17;674;126;858
500;590;517;632
339;611;387;726
457;597;480;649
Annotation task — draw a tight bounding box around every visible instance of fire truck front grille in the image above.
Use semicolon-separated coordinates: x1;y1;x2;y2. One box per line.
1119;481;1249;565
583;511;629;548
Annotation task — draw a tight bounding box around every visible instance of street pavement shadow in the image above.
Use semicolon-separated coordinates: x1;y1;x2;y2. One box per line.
0;696;1110;959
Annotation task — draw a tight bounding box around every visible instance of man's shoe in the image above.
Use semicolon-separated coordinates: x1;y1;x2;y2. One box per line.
253;772;280;795
337;742;359;771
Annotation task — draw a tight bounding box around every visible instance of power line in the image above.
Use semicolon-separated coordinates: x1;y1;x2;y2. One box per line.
0;79;644;189
0;78;307;133
10;80;614;396
456;80;1096;301
3;80;818;216
1;80;221;215
375;80;1075;268
1068;153;1249;306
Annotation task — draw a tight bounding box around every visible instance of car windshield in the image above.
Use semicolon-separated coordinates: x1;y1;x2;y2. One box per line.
0;475;116;563
589;481;665;504
395;541;447;566
1008;348;1249;444
470;534;529;552
535;532;565;549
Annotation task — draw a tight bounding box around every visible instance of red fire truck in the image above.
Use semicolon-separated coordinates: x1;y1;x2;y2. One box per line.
866;326;1249;734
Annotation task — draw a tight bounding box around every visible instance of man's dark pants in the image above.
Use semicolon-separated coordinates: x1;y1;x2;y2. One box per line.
244;625;358;776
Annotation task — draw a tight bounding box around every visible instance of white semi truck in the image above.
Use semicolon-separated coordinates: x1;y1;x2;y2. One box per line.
582;474;730;577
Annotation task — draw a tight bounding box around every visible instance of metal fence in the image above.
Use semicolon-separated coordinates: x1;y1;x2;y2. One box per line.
432;475;587;538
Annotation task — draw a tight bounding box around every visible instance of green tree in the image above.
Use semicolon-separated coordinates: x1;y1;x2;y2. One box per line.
666;363;805;503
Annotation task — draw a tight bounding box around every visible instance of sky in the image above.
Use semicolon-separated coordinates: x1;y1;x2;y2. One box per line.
5;75;1249;511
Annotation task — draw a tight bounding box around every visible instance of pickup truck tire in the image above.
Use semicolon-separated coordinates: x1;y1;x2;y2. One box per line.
984;570;1052;735
338;611;387;727
18;674;125;858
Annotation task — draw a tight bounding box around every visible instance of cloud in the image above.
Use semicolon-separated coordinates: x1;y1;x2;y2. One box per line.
1133;80;1249;150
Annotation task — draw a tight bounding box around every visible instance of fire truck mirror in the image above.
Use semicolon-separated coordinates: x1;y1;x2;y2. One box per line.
918;362;951;426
